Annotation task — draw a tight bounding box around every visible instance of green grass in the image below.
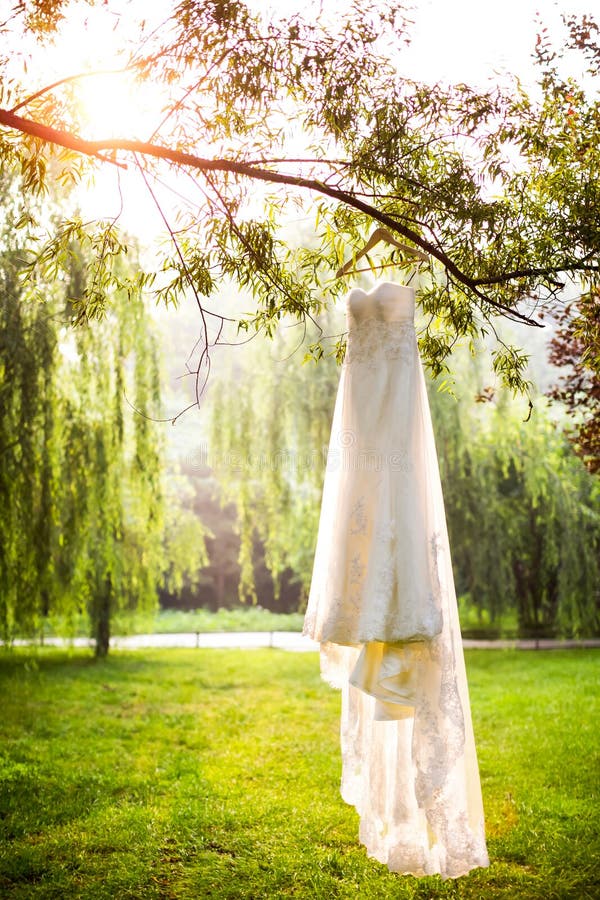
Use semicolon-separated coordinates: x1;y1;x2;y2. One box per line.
0;648;598;899
146;607;305;635
33;607;306;641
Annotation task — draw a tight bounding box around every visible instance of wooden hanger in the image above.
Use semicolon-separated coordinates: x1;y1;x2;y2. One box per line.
335;227;428;278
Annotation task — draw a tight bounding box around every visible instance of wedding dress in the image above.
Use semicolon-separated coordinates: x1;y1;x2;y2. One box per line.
303;281;489;879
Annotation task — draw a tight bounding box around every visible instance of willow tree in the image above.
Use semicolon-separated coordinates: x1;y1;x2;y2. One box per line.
209;315;600;636
0;1;598;414
0;173;208;655
65;289;167;656
0;185;56;636
428;358;600;639
209;306;342;604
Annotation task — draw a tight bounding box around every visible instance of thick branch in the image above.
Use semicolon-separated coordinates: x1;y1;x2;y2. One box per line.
472;262;600;286
0;107;543;325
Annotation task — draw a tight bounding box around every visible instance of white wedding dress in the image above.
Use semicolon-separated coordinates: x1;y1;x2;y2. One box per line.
303;282;489;879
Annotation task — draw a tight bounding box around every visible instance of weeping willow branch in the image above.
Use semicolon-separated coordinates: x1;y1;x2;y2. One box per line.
0;106;545;327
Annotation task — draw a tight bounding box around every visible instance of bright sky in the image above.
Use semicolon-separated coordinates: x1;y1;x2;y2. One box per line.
400;0;557;86
412;0;599;93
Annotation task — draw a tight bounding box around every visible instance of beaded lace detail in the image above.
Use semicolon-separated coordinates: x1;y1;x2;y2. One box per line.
345;315;417;370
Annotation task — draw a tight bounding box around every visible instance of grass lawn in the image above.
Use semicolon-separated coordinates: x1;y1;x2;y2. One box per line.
0;648;598;899
31;607;307;640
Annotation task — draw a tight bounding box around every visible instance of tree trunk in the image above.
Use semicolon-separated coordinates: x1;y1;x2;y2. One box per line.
94;576;111;658
215;569;225;605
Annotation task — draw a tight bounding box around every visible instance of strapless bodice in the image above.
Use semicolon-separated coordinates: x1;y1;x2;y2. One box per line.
346;282;415;324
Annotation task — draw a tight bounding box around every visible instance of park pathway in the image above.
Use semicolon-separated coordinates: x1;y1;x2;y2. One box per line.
10;632;600;651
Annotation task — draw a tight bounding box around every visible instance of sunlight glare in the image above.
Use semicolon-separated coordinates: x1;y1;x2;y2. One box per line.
39;2;170;143
76;69;162;142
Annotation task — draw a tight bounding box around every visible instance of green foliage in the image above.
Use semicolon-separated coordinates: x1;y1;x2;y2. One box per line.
0;3;599;399
430;351;600;638
209;305;342;606
0;175;208;653
4;0;79;36
0;647;598;898
2;3;600;637
126;606;305;636
210;309;600;635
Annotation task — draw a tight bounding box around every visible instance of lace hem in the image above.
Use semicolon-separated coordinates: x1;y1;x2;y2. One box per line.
320;639;489;880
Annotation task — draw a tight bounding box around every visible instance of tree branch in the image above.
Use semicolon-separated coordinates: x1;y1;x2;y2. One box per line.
472;262;600;286
0;107;543;326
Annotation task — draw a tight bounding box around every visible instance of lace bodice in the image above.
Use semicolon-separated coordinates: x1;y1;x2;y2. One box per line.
345;283;417;370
